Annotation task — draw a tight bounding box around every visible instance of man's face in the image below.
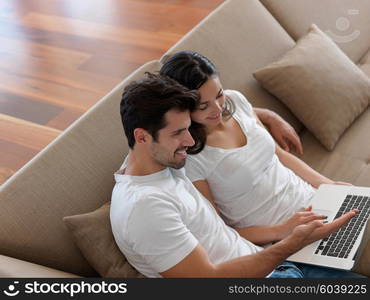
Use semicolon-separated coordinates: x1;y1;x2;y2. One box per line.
150;109;195;169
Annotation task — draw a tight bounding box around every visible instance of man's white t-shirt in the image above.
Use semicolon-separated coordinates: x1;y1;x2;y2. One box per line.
110;164;262;278
185;90;316;228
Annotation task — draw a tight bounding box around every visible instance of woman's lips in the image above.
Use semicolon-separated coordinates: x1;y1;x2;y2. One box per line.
207;113;221;120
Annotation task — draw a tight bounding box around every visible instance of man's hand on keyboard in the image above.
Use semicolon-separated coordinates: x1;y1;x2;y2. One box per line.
277;206;327;240
288;209;359;248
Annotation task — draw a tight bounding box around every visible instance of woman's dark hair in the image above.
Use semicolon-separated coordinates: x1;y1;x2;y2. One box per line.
160;50;235;154
120;72;198;149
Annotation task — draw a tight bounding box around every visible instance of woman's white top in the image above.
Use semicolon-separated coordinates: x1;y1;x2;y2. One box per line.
184;90;316;228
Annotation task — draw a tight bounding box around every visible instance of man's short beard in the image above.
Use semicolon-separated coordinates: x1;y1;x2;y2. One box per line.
167;159;186;169
150;143;186;169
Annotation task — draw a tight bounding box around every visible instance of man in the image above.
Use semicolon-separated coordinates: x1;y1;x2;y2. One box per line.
110;73;361;278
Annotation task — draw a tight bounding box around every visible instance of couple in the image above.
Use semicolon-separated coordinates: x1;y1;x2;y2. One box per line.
110;51;362;278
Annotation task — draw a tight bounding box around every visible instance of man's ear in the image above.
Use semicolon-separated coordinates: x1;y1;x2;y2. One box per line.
133;128;150;144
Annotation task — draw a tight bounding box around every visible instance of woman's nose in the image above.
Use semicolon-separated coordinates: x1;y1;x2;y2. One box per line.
214;99;223;112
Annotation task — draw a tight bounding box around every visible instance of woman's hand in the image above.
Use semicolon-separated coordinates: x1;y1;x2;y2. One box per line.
318;180;354;187
276;206;327;240
333;181;353;186
268;116;303;155
254;108;303;154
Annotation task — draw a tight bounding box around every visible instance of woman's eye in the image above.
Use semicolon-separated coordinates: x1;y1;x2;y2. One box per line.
198;104;208;110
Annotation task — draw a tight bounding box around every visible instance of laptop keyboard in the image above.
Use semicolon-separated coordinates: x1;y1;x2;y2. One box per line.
314;194;370;258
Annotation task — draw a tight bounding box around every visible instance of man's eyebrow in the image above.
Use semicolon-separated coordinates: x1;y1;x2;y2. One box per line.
171;128;187;134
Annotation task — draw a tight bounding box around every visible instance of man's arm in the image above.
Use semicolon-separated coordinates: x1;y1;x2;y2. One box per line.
161;210;357;277
254;108;303;155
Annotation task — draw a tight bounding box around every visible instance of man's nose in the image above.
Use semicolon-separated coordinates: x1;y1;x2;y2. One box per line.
184;130;195;147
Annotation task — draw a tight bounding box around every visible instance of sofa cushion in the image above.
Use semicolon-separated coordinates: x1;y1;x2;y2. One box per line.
161;0;303;132
253;25;370;150
63;202;144;278
261;0;370;63
0;60;162;276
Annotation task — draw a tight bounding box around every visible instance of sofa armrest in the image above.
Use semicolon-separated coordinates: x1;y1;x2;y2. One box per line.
0;254;81;278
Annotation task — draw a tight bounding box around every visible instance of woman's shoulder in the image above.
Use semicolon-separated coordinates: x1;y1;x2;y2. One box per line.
225;89;254;114
225;89;245;100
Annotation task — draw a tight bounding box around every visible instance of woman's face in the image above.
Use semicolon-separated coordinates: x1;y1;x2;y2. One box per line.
191;76;225;129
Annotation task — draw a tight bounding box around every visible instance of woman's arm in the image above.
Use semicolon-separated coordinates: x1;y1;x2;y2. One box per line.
252;110;338;189
235;226;282;245
192;180;282;244
192;180;221;215
192;180;326;245
193;180;282;244
274;146;352;187
275;144;333;188
254;108;303;154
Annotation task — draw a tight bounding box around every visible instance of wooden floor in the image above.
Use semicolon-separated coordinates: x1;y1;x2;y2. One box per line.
0;0;224;185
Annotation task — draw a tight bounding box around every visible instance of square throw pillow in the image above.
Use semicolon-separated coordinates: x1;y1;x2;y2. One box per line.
253;24;370;150
63;202;144;278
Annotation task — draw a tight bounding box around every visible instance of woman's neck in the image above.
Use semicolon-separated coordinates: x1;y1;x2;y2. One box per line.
205;117;227;135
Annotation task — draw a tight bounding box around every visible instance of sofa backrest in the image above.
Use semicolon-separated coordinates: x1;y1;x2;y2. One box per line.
161;0;303;132
0;60;162;276
260;0;370;63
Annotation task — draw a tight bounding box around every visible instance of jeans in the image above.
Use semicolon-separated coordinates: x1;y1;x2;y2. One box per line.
269;261;365;278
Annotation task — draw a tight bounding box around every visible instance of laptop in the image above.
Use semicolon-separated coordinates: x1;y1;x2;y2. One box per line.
287;184;370;271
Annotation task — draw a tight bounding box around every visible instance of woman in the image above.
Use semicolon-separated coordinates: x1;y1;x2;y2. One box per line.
160;50;350;245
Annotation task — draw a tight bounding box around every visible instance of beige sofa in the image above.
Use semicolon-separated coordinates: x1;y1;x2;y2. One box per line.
1;0;369;277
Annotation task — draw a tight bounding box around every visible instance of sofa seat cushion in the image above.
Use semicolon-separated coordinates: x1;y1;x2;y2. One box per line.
161;0;303;133
297;108;370;187
254;24;370;150
261;0;370;63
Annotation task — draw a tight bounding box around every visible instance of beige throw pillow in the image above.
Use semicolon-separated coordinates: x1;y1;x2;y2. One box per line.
253;24;370;150
63;202;144;278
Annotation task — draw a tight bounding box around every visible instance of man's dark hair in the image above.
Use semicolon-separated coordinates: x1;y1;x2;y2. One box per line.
120;72;199;149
